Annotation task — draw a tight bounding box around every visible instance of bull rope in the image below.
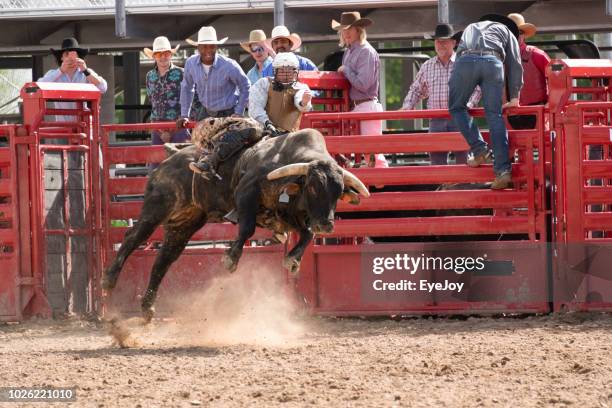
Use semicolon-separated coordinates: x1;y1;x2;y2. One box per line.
191;171;199;208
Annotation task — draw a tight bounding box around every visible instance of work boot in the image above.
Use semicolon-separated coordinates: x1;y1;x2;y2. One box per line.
491;171;513;190
467;150;493;168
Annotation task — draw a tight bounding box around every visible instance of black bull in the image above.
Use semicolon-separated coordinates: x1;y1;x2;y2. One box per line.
101;128;369;321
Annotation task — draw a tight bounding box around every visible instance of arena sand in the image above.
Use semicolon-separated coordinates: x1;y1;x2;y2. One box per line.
1;270;611;407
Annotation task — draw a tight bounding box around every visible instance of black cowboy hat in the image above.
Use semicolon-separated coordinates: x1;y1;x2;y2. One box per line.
479;14;520;38
426;23;454;39
451;30;463;43
50;37;89;65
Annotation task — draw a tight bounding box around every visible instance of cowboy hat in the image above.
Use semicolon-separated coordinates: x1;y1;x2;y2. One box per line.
265;25;302;51
507;13;537;38
143;36;180;59
331;11;373;31
425;23;457;40
240;29;267;53
186;26;228;46
50;37;89;65
479;14;520;38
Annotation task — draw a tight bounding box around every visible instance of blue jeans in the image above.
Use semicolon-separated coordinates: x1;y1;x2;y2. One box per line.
449;54;511;176
428;119;468;165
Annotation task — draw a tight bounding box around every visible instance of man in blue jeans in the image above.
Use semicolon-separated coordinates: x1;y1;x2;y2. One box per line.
449;14;523;189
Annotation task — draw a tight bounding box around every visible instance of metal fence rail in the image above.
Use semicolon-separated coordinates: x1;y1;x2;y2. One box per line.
0;0;429;17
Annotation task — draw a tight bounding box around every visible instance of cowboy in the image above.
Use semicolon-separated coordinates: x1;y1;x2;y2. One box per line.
38;37;108;123
332;11;387;168
506;13;551;130
177;26;250;128
401;24;481;165
241;29;274;85
39;37;107;92
188;116;265;180
249;52;313;135
261;26;317;77
449;14;523;190
144;36;189;146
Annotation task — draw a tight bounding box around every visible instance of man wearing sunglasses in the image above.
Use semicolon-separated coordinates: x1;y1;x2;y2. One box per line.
241;30;274;85
144;36;189;147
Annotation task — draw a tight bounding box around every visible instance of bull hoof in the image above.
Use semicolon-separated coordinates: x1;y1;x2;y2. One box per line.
222;253;238;273
101;274;116;291
141;306;155;325
283;256;301;276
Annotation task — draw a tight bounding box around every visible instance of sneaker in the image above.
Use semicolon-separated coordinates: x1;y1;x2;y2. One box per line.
491;171;513;190
467;150;493;168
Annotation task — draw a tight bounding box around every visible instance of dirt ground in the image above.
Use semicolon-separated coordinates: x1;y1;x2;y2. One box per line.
1;273;611;408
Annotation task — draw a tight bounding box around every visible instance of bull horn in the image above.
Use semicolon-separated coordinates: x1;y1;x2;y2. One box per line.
267;163;310;180
342;169;370;197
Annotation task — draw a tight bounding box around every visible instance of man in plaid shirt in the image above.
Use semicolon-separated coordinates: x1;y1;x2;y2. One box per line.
401;24;481;165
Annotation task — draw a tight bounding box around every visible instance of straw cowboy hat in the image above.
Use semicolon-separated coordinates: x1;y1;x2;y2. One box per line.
479;14;520;38
51;37;88;64
507;13;537;38
143;36;180;59
331;11;373;31
240;29;267;53
186;26;228;46
266;25;302;50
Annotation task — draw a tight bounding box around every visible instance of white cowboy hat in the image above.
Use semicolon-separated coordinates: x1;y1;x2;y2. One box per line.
507;13;537;38
143;36;180;59
265;25;302;51
240;29;268;53
186;26;228;46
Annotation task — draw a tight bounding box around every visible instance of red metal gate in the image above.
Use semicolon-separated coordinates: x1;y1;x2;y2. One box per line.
3;61;612;321
547;59;612;311
19;82;102;317
298;105;550;315
0;124;22;320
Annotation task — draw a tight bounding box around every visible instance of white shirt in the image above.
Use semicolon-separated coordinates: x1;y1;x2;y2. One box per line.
248;78;312;126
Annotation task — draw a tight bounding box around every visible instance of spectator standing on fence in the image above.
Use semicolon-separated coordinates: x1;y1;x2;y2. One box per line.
333;11;387;168
39;37;107;124
449;14;523;190
401;24;482;165
176;26;250;128
506;13;551;130
144;36;189;146
261;26;318;77
241;29;274;85
249;52;313;135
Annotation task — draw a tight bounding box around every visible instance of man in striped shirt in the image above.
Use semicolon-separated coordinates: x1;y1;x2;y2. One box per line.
401;24;481;165
177;26;250;128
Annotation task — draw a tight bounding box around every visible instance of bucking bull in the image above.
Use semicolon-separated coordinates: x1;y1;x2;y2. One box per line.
102;119;370;321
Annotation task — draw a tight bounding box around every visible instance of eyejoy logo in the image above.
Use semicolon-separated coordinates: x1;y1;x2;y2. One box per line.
371;253;486;275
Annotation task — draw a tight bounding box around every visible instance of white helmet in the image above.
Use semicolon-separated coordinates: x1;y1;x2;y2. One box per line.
272;52;299;69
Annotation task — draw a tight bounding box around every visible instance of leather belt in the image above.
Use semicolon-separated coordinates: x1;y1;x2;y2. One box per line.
350;98;375;108
203;107;234;118
459;49;503;61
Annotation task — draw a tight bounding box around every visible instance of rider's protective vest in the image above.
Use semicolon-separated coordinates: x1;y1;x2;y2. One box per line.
265;78;303;132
